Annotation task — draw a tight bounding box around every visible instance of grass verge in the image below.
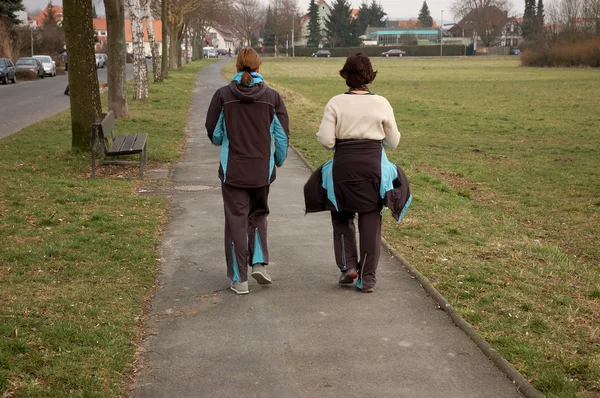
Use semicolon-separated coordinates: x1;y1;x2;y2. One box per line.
0;59;215;396
256;57;600;398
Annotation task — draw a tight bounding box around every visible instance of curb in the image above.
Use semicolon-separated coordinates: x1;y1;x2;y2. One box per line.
290;145;544;398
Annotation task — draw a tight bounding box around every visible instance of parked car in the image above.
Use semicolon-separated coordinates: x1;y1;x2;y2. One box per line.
217;49;229;56
15;57;45;79
203;48;218;58
312;50;331;58
381;49;406;57
95;54;106;68
509;48;521;55
32;55;56;77
0;58;17;84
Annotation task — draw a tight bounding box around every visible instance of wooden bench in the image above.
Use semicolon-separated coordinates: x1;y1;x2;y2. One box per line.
91;111;148;179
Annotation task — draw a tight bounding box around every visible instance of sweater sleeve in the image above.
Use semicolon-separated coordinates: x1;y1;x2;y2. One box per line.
316;100;337;150
273;93;289;166
205;89;223;144
382;99;400;149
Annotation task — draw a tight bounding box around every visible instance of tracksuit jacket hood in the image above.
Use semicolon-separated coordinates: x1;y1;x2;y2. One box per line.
227;81;268;104
205;81;290;188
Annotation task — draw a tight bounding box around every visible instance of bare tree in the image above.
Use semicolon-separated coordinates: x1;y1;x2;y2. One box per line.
127;0;149;100
186;0;229;59
230;0;265;46
161;0;169;78
144;0;162;81
451;0;514;46
104;0;129;118
63;0;102;151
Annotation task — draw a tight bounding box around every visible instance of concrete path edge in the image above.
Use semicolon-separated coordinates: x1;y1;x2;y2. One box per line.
289;145;545;398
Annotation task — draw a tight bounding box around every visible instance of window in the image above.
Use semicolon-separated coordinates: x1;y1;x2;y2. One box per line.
510;23;514;32
99;30;107;36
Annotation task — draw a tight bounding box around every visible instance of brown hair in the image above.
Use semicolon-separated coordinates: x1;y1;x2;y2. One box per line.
236;47;262;86
339;53;377;89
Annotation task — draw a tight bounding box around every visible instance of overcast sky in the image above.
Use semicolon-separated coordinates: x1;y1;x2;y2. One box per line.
23;0;524;24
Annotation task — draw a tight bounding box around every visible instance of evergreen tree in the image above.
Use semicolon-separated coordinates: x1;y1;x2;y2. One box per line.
368;0;386;26
263;6;276;47
357;1;372;33
523;0;537;38
417;1;434;27
43;2;58;27
306;0;321;47
325;0;360;47
0;0;25;26
536;0;544;33
357;0;386;36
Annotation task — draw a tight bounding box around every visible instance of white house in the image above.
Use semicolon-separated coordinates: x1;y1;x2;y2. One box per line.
206;26;240;52
297;0;331;47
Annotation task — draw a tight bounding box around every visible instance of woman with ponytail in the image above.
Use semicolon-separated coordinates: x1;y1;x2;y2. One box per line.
205;48;290;295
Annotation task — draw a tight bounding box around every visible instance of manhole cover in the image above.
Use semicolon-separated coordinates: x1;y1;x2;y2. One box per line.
175;185;214;192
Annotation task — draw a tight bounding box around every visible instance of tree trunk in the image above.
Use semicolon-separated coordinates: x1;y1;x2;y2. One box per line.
104;0;129;118
169;25;179;69
145;1;162;82
127;0;149;100
185;27;189;64
161;0;169;78
63;0;102;152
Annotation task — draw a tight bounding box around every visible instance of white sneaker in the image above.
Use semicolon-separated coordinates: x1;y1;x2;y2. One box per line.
251;264;272;285
230;281;249;295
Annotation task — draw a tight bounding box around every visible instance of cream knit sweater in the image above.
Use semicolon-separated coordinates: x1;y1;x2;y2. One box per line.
316;93;400;150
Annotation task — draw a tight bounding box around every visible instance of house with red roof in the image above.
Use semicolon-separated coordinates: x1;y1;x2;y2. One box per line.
93;18;163;55
29;4;63;27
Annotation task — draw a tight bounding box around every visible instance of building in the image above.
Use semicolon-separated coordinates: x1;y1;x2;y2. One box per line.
362;27;440;45
448;6;522;47
385;18;439;29
93;18;163;55
206;26;241;52
298;0;331;47
29;5;63;27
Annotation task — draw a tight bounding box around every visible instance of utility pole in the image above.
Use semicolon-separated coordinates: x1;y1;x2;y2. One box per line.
30;24;34;56
440;10;443;57
291;9;295;57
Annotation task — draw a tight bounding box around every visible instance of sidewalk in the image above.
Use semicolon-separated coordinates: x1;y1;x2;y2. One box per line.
132;59;522;397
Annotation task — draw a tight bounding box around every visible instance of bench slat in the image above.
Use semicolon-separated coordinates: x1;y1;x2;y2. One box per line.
107;134;146;156
120;134;137;152
131;133;148;152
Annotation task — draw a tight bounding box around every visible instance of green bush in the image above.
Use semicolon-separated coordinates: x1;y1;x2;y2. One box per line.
521;38;600;68
260;45;467;58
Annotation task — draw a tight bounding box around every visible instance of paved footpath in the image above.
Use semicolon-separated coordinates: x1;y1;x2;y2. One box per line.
132;59;523;397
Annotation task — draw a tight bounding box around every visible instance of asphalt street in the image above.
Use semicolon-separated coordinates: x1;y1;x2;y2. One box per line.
0;63;135;140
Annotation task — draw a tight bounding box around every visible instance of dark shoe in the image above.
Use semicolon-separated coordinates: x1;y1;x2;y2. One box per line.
338;268;358;284
356;279;374;293
251;264;272;285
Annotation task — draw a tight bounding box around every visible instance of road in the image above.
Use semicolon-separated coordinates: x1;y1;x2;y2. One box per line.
0;64;135;140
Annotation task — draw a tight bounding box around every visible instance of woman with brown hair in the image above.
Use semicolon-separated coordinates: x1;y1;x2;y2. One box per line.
304;53;411;293
205;48;290;295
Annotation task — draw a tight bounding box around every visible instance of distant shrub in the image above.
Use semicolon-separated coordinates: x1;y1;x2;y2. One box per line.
289;45;468;58
521;38;600;68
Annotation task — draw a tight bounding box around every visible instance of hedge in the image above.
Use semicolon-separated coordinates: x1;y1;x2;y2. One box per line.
275;45;468;57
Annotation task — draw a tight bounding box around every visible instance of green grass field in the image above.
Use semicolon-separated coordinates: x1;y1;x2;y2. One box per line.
258;57;600;397
0;60;214;396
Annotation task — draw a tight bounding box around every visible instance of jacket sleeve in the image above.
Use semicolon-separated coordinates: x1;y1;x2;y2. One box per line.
205;89;224;145
316;100;337;150
382;99;400;149
273;93;289;166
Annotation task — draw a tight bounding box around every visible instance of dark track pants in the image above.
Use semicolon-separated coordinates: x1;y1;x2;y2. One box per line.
222;183;270;282
331;209;382;290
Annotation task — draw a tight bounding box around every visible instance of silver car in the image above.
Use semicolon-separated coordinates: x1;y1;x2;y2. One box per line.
32;55;56;77
95;54;106;68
